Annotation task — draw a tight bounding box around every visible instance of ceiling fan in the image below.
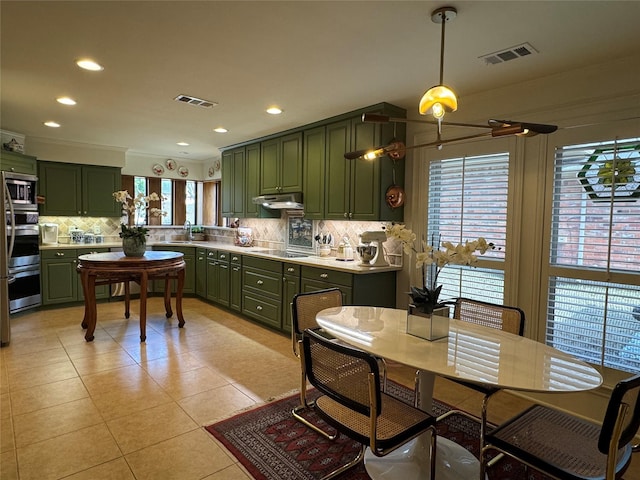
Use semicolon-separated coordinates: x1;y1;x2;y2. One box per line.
344;6;558;161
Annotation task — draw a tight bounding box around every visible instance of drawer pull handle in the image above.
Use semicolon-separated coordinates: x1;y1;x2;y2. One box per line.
287;267;294;273
208;252;214;256
220;254;226;259
198;257;204;260
56;252;65;256
256;280;264;285
232;256;239;261
256;305;263;311
320;273;328;279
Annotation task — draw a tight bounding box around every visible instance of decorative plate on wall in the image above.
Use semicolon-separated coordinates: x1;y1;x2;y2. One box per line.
213;159;221;172
165;159;177;170
208;166;215;177
152;164;164;176
178;166;189;177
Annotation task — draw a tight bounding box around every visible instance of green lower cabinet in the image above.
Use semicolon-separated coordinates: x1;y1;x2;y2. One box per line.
241;256;283;329
282;263;301;333
229;253;242;311
41;248;109;305
152;246;195;294
300;266;397;308
196;248;207;297
206;250;230;306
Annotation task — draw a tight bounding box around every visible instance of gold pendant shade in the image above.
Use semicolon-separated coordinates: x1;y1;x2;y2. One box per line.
419;85;458;118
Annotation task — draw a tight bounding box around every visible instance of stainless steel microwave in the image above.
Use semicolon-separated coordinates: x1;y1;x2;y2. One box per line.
2;171;38;211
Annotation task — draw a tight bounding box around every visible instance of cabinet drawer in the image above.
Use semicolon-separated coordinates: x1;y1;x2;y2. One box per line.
242;255;282;273
76;247;109;256
283;263;300;276
217;250;231;262
41;248;77;260
242;292;281;329
301;266;352;287
242;267;282;297
229;252;242;265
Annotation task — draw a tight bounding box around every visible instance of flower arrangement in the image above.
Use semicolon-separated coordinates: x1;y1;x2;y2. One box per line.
385;223;495;313
113;190;166;245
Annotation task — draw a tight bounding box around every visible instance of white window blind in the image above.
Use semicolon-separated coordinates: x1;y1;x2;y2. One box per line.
427;153;508;303
547;137;640;373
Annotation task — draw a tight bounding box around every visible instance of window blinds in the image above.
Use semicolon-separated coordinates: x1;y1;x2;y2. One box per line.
427;153;508;303
547;137;640;373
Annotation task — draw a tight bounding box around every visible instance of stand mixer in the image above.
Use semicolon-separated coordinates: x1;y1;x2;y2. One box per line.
357;231;388;267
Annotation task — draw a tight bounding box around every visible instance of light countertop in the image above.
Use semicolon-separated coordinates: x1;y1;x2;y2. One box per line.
40;241;401;275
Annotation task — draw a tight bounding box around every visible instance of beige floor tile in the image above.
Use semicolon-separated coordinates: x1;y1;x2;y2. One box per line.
63;458;135;480
202;463;251;480
1;415;15;453
90;380;172;421
0;450;18;480
7;359;78;391
179;384;256;425
81;364;156;395
9;377;88;416
0;364;8;396
71;349;137;375
3;347;70;375
141;351;206;376
13;397;102;447
0;334;61;358
16;424;121;480
62;336;125;359
0;392;10;419
152;366;229;400
107;402;198;454
125;429;233;480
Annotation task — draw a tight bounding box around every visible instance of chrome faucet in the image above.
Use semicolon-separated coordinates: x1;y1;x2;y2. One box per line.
184;220;193;241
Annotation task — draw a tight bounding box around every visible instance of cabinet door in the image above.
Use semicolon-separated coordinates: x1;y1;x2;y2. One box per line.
41;258;77;304
0;151;37;175
282;274;300;333
230;262;242;311
221;150;234;217
206;259;218;301
38;162;82;216
82;166;122;217
324;120;351;219
244;143;261;217
350;120;380;220
231;148;245;217
217;262;230;306
279;132;303;193
300;278;352;304
260;138;280;194
196;250;207;297
302;126;326;219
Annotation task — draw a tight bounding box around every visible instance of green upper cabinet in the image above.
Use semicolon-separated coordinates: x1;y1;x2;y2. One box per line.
38;161;121;216
302;126;326;219
260;132;302;194
324;106;405;222
244;143;261;218
0;151;38;175
221;147;245;217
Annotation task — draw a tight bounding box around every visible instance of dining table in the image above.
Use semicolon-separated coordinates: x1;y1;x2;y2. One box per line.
315;306;603;480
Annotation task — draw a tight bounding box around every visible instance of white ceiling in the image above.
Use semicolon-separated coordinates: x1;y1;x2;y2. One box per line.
2;1;639;162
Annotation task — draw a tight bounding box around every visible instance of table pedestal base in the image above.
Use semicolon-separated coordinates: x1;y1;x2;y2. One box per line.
365;432;482;480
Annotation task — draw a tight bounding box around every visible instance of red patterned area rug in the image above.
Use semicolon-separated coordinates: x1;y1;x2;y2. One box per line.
205;382;550;480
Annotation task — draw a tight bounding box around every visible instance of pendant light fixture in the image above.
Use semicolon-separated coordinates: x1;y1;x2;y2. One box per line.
419;6;458;124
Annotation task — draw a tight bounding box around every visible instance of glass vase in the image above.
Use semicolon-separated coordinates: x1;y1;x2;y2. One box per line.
407;305;450;341
122;236;146;257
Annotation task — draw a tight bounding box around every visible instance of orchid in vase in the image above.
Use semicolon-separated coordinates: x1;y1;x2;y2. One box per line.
385;223;495;314
113;190;166;246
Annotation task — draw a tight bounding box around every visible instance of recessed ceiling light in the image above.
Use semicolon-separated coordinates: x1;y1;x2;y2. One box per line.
56;96;76;106
44;121;60;128
76;59;104;71
266;106;282;115
176;142;189;146
214;127;228;133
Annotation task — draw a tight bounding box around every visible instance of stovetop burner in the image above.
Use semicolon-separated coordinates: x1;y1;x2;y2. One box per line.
266;249;309;258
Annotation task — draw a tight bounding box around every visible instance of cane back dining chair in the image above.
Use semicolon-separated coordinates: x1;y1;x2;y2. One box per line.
301;328;438;480
291;288;344;439
480;374;640;480
435;297;525;451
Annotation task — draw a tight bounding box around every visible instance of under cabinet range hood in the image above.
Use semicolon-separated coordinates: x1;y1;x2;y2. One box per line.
252;192;303;209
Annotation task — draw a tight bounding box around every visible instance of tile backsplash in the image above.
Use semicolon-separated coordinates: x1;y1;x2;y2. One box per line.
38;216;403;265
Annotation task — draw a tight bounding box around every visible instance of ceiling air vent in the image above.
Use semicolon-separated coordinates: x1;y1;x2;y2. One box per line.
479;42;538;65
174;94;218;109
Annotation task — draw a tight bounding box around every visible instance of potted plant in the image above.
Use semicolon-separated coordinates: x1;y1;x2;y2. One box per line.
113;190;166;256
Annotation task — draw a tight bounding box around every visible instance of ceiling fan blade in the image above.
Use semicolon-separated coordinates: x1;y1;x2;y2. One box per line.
489;119;558;134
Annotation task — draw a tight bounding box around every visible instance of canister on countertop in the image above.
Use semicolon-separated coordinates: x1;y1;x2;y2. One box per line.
84;233;95;244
